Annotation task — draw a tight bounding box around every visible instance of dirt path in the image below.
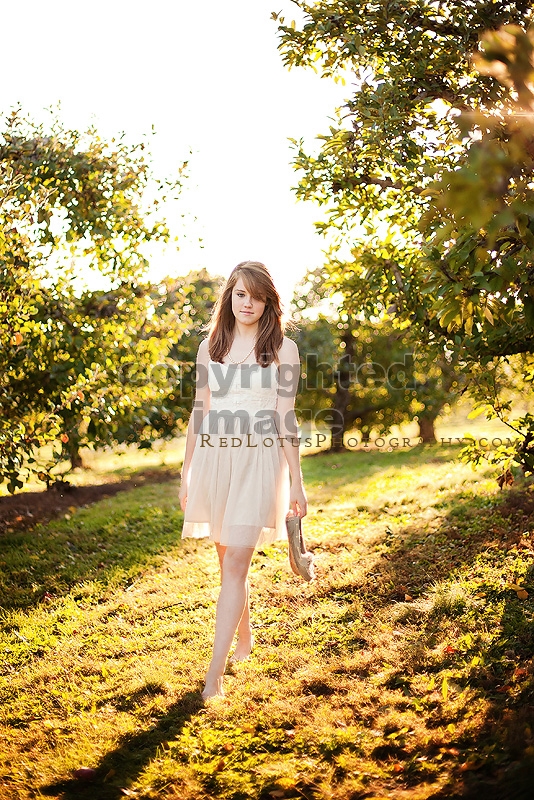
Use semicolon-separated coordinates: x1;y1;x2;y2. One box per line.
0;467;180;535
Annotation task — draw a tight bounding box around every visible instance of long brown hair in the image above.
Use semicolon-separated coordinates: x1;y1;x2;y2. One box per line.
208;261;284;366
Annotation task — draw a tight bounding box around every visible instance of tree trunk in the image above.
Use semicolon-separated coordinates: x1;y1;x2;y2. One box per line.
330;427;346;452
418;413;437;444
67;439;84;469
328;330;355;452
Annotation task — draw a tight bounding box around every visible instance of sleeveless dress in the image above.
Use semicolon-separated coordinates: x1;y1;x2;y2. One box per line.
181;360;290;548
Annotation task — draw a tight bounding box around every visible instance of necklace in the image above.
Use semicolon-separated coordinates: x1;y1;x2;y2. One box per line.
226;339;257;364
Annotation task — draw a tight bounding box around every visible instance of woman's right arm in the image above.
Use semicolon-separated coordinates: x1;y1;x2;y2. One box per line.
179;339;211;511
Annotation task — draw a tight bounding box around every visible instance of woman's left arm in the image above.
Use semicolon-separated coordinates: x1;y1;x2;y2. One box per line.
276;337;308;517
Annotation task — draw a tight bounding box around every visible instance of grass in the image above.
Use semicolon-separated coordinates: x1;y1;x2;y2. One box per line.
1;444;534;799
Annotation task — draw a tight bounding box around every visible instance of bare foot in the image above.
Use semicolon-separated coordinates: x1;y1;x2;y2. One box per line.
229;634;255;665
202;676;224;701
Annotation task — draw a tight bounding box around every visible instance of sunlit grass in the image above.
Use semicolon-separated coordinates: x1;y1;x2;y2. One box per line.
1;445;533;799
0;438;186;497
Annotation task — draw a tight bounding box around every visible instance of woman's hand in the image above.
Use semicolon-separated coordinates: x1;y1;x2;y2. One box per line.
289;482;307;518
179;481;188;512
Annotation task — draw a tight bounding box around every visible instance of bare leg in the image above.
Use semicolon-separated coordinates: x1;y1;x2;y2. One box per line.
203;546;254;699
215;544;253;658
232;579;254;662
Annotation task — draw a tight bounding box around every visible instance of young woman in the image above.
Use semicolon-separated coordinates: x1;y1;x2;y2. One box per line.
179;260;307;700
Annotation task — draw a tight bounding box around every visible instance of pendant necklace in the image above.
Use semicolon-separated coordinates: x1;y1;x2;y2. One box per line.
226;339;257;364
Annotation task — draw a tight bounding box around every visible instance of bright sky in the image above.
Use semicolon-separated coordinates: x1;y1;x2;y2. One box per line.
2;0;350;305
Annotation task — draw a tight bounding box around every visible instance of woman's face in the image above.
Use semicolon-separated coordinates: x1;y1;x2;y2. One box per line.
231;277;266;325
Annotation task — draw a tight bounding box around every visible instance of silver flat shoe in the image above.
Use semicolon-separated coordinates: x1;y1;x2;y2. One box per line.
286;514;315;582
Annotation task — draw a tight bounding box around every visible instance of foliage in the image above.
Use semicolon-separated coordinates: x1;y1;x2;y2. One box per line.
0;109;192;491
459;354;534;480
292;271;460;449
274;2;534;476
150;269;221;417
1;448;534;798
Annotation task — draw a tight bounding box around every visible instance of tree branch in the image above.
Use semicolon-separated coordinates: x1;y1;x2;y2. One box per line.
344;174;425;196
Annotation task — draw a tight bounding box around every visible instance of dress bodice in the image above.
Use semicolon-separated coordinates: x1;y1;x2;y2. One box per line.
208;361;279;414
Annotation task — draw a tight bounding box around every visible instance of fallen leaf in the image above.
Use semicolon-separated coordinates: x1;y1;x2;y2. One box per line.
459;759;482;771
444;645;458;654
215;758;225;772
517;589;529;600
514;668;529;680
404;594;413;602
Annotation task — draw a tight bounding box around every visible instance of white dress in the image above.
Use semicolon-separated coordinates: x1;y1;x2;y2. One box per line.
181;361;290;548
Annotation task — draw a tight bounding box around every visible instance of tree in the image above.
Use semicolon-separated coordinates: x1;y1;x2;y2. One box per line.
146;269;221;431
0;109;185;491
275;2;534;476
55;270;221;469
292;272;460;450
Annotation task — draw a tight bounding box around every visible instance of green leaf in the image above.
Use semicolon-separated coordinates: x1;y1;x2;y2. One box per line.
483;306;494;324
467;405;489;420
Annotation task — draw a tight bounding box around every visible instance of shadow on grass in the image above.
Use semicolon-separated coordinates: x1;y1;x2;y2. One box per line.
318;474;534;799
40;689;205;799
429;562;534;799
0;470;184;612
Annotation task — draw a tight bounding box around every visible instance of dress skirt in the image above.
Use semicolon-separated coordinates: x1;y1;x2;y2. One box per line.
181;413;291;549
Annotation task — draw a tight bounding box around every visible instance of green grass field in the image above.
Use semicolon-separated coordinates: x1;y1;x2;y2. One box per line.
1;444;534;799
